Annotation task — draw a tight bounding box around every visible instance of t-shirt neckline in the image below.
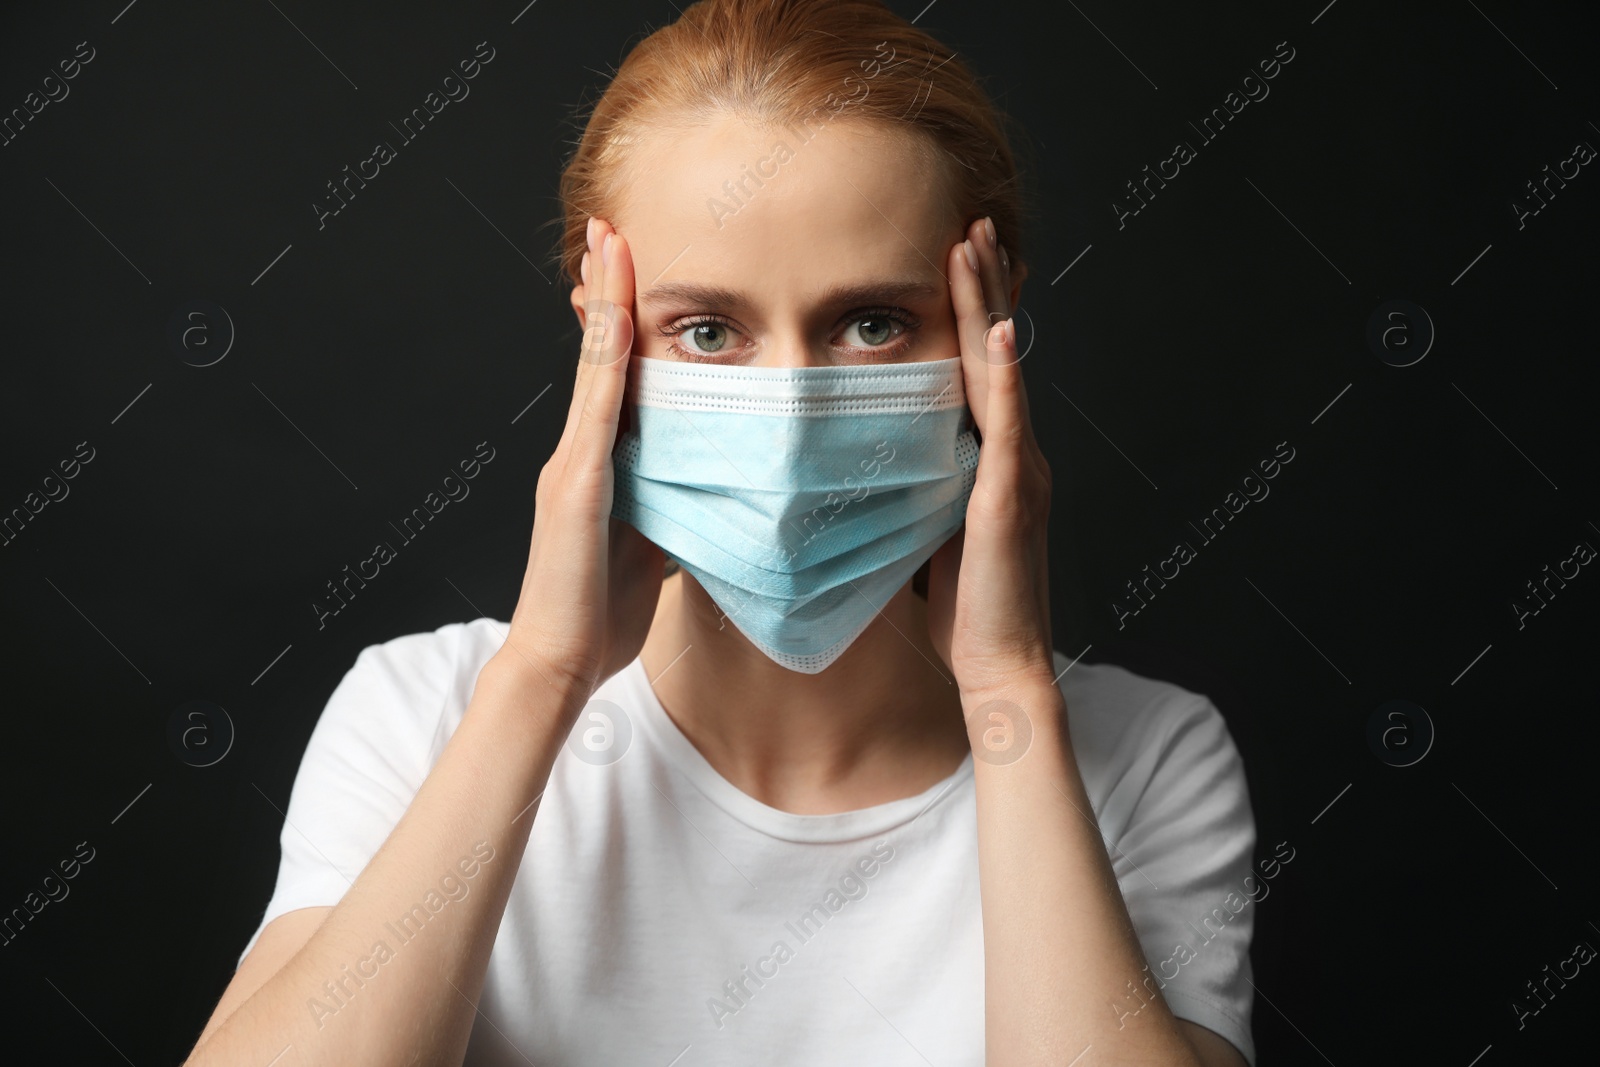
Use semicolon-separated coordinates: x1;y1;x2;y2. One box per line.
623;656;974;844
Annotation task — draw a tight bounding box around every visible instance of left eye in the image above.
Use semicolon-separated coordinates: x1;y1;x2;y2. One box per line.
845;315;902;347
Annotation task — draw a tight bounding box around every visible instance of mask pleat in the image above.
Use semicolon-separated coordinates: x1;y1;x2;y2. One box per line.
610;355;982;673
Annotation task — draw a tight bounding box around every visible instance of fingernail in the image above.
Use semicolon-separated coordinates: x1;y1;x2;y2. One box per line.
982;216;996;249
1004;317;1016;345
999;245;1009;271
602;232;613;266
580;250;590;285
586;216;597;250
962;239;978;273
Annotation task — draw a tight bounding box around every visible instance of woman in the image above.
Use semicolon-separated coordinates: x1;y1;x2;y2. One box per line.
187;1;1257;1064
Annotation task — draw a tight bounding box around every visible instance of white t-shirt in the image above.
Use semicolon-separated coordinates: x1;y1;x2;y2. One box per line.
241;618;1258;1065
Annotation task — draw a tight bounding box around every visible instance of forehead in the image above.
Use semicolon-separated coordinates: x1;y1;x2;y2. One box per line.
615;111;957;297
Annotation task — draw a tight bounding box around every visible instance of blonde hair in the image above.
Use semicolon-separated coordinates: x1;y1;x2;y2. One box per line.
550;0;1031;288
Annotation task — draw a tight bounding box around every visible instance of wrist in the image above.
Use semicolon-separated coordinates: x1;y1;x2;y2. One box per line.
960;670;1065;765
957;656;1061;713
474;649;591;737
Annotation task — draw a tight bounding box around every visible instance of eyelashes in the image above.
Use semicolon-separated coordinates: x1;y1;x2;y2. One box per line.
660;307;921;362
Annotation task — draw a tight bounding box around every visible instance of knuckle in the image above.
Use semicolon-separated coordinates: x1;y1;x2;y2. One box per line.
535;458;563;503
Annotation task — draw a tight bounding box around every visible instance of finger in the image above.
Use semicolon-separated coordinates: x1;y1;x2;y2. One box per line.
963;217;1037;447
971;215;1010;321
950;234;992;437
574;250;635;440
957;216;1012;416
554;269;588;448
996;312;1035;444
551;223;604;468
580;219;634;365
571;223;636;472
976;317;1025;503
982;316;1050;517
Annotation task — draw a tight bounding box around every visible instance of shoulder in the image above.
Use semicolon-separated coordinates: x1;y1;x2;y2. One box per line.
238;619;507;966
1051;652;1248;835
310;617;507;769
339;616;504;694
1054;652;1228;759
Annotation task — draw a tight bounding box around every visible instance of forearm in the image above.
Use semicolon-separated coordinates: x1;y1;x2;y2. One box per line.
971;678;1202;1067
186;654;580;1067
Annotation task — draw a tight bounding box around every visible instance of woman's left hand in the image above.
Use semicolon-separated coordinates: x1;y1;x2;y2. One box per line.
925;216;1057;701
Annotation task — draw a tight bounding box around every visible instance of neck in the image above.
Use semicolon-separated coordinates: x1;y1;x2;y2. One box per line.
638;570;970;814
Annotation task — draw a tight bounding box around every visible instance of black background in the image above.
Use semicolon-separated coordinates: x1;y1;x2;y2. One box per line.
2;0;1596;1063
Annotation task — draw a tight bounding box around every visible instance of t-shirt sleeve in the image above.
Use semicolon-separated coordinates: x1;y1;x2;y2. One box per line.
1107;694;1258;1066
235;629;460;967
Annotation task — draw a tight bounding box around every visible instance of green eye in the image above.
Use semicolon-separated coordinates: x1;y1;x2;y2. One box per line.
846;310;912;349
856;317;895;346
689;323;727;352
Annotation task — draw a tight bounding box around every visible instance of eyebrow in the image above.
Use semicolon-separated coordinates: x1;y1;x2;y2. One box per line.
638;279;942;311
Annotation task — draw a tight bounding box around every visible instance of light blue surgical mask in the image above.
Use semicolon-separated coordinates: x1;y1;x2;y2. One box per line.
611;354;980;673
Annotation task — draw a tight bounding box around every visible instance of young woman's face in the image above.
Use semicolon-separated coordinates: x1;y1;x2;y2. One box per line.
603;111;969;367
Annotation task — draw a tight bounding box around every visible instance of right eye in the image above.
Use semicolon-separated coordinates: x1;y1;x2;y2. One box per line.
665;315;746;361
685;323;729;352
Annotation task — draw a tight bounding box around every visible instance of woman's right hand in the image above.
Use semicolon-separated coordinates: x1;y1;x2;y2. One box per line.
188;227;650;1059
491;216;664;712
